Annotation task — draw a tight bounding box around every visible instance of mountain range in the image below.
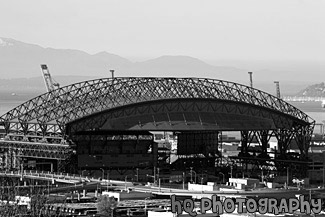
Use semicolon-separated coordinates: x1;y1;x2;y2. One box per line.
0;37;245;79
0;37;322;96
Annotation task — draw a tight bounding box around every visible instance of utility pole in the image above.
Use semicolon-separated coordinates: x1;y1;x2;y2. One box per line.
182;172;185;190
322;167;325;188
136;168;139;182
153;166;156;184
286;167;289;189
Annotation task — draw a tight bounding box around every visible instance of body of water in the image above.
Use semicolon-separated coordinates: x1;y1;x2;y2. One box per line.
0;92;41;116
289;101;325;123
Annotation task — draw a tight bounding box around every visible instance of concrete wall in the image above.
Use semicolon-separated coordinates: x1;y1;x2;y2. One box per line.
266;182;282;188
188;183;214;191
228;178;259;189
102;191;151;201
148;211;175;217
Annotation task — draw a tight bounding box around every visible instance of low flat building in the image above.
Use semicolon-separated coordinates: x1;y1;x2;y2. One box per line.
228;178;260;190
102;190;152;201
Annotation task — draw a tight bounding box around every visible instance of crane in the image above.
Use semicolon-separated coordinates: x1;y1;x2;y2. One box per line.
274;81;281;99
41;64;60;92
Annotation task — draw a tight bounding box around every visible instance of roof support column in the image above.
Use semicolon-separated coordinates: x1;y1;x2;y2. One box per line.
294;124;314;160
257;130;272;158
274;129;294;158
240;131;249;157
40;123;47;138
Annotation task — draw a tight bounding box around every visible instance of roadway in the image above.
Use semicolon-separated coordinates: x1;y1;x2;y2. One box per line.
130;185;322;200
0;170;134;187
1;170;325;200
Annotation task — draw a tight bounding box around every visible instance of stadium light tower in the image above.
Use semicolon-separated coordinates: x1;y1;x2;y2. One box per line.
248;72;253;88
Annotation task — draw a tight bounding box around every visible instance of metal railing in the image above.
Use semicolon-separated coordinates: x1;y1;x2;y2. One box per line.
0;169;132;187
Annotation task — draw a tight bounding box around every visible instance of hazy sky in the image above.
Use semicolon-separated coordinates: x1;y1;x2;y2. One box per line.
1;0;324;63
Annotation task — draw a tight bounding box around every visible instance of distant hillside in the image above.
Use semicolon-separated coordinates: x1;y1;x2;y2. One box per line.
0;37;320;96
122;55;246;81
0;37;254;83
0;37;132;78
296;82;325;97
0;37;245;79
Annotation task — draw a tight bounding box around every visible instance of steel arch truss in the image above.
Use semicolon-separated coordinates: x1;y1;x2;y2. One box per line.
0;77;313;137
